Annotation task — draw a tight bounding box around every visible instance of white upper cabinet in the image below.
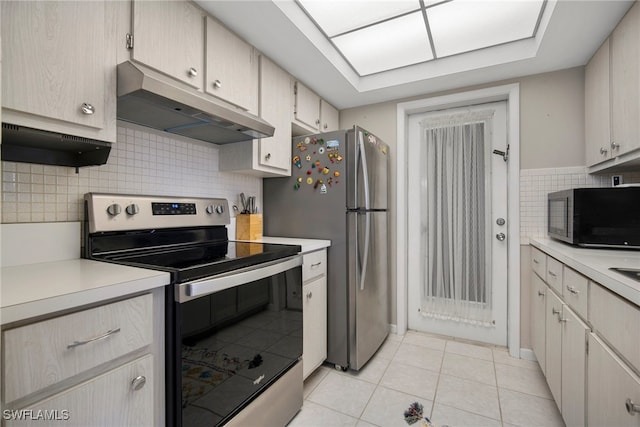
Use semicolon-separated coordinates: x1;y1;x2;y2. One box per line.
1;0;116;141
131;0;204;90
320;99;339;132
585;39;611;166
205;17;259;113
293;81;321;133
610;2;640;158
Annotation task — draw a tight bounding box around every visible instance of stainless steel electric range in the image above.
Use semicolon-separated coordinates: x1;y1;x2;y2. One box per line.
83;193;303;427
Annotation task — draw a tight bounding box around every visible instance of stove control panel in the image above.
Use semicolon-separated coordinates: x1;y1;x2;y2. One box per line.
85;193;231;233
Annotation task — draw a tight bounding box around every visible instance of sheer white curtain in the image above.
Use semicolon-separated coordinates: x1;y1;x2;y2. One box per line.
418;111;493;325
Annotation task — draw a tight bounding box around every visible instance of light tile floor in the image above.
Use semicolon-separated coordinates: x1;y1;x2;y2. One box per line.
288;331;565;427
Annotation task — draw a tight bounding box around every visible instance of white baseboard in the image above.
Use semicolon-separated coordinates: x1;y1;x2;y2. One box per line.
389;324;397;335
519;348;537;361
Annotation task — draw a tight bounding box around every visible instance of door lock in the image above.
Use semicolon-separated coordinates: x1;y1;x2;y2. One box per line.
496;218;505;226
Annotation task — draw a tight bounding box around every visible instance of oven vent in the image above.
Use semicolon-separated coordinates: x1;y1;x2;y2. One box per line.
1;123;111;168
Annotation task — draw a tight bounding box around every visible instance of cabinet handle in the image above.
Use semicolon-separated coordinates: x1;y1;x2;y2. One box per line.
212;79;222;89
323;123;328;129
611;141;620;151
306;292;313;300
552;307;561;316
131;375;147;391
600;147;608;155
558;316;569;323
626;398;640;415
548;271;557;278
265;153;271;160
81;103;95;115
533;259;540;264
188;67;198;78
566;285;579;295
311;261;322;268
315;119;320;125
67;328;121;349
537;290;545;297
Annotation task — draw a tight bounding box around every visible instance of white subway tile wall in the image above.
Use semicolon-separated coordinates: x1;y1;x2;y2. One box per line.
519;166;640;240
1;125;262;223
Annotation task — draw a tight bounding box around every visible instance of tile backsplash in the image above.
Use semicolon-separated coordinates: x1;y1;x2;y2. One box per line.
520;166;640;241
1;124;262;223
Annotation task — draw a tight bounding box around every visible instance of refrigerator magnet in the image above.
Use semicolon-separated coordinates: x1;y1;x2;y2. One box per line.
292;156;302;168
326;140;340;151
306;177;313;185
318;147;325;154
320;184;327;194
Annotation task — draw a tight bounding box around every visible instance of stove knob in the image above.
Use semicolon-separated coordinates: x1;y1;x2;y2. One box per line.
107;203;122;217
215;205;224;214
126;204;140;216
205;204;215;215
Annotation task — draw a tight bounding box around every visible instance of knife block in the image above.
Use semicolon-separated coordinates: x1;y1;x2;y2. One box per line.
236;214;263;241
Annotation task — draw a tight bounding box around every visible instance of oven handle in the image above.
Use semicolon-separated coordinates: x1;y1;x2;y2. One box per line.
176;255;302;303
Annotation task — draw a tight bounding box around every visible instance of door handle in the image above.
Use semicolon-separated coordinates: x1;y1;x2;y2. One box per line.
496;233;506;241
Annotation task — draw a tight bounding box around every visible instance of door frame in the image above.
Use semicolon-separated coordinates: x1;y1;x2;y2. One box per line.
396;83;521;357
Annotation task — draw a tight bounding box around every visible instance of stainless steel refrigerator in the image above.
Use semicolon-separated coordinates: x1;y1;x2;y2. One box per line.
263;126;389;371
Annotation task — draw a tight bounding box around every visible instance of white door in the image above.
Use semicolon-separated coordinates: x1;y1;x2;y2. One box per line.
407;101;508;346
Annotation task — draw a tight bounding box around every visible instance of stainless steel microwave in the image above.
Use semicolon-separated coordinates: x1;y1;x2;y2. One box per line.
548;187;640;249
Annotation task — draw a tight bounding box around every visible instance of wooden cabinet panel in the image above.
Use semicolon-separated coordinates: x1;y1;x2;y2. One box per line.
562;267;588;320
320;99;339;132
205;17;258;113
545;289;563;409
531;273;547;374
132;0;203;90
303;276;327;379
7;355;154;427
546;257;563;295
3;294;153;402
587;333;640;427
1;1;115;141
561;306;588;427
590;283;640;371
611;2;640;157
531;246;547;280
293;81;320;132
585;39;611;166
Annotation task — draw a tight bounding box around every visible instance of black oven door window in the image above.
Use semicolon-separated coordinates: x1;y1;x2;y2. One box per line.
179;267;302;426
548;198;568;237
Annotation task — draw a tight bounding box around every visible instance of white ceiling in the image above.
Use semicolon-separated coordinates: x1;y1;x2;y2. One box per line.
195;0;634;110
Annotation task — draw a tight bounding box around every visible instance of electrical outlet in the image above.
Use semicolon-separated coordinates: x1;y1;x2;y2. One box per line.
612;175;623;186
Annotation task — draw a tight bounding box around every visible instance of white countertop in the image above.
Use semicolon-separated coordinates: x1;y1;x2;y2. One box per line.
1;259;169;326
531;238;640;306
244;236;331;254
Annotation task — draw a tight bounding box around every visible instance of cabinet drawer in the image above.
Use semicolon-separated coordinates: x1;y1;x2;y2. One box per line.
303;250;326;283
7;355;154;427
530;246;547;279
590;283;640;372
546;257;563;294
563;267;588;320
3;294;153;403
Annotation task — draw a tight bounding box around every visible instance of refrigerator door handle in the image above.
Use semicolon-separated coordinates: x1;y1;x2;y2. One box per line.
359;211;371;291
358;131;371;210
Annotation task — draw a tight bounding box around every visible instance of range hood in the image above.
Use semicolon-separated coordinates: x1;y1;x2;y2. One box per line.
1;123;111;168
117;61;274;144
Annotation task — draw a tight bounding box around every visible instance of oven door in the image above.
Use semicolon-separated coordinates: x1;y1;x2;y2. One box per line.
548;191;572;243
167;255;303;427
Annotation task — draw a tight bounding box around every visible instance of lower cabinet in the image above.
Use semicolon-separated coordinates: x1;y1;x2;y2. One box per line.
561;305;589;427
531;272;547;374
545;289;563;408
302;249;327;379
587;333;640;427
6;355;154;427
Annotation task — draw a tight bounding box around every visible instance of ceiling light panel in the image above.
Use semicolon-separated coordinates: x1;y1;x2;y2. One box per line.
332;11;433;76
298;0;420;37
427;0;544;58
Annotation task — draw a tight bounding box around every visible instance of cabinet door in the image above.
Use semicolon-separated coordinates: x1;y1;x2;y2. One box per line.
205;17;258;113
531;273;547;374
1;1;107;131
587;334;640;427
259;56;292;173
611;2;640;157
7;355;153;427
132;0;203;90
560;306;588;427
320;100;339;132
545;289;563;409
303;276;327;379
585;39;612;166
294;81;320;132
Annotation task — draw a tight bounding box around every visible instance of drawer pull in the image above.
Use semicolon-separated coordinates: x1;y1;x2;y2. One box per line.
537;290;545;297
533;259;540;264
566;285;579;295
558;317;569;323
67;328;121;350
627;399;640;415
131;375;147;391
548;271;557;278
552;308;561;316
310;262;322;268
